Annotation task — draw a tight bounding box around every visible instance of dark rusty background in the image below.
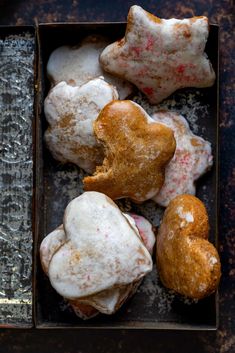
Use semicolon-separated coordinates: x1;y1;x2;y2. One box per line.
0;0;234;352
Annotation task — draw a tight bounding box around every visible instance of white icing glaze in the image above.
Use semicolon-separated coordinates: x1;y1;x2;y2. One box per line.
177;206;194;223
40;195;154;316
73;211;154;315
47;35;133;99
100;5;215;104
44;78;118;173
40;226;66;275
151;111;213;206
46;192;152;300
209;256;218;266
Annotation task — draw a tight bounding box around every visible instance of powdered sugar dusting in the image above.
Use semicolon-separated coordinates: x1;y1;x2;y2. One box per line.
132;89;210;133
137;265;198;315
138;267;175;313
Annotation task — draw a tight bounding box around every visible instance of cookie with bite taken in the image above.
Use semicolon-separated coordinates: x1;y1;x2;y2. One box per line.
83;100;176;202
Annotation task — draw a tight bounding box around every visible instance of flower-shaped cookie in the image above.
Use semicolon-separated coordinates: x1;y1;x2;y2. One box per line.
100;5;215;104
83;100;176;202
47;35;133;99
156;194;221;299
44;78;118;173
151;111;213;207
40;192;154;319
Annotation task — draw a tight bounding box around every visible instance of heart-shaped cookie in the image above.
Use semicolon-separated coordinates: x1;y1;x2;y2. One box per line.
83;100;176;202
44;78;118;173
41;192;152;304
40;209;155;318
100;5;215;104
156;194;221;299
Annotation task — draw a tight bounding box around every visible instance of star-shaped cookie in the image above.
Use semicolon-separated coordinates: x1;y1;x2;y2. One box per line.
151;111;213;207
100;5;215;104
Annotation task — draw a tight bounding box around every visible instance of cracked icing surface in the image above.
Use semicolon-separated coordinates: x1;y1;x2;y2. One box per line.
0;33;34;326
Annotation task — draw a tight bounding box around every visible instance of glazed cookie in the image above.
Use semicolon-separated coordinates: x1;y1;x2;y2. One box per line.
44;78;118;173
151;111;213;207
47;35;133;99
41;211;155;319
83;100;176;202
100;5;215;104
156;194;221;299
40;192;154;319
127;213;155;254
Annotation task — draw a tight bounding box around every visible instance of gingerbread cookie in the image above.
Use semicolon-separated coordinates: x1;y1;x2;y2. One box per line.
40;192;153;318
47;35;133;99
41;211;155;319
151;111;213;207
44;78;118;173
83;100;176;202
100;5;215;104
156;194;221;299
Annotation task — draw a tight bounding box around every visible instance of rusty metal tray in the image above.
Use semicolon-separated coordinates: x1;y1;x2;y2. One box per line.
34;23;219;330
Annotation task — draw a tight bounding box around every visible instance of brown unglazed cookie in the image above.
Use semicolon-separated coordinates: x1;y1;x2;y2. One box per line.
83;100;176;202
156;194;221;299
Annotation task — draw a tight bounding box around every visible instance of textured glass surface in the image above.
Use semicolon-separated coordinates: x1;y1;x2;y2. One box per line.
0;33;34;326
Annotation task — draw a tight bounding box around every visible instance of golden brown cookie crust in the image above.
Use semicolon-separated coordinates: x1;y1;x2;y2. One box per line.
83;100;176;202
156;194;221;299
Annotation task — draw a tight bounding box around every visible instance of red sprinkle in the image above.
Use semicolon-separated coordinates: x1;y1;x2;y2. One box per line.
143;87;154;95
176;64;187;74
145;36;154;50
132;46;142;56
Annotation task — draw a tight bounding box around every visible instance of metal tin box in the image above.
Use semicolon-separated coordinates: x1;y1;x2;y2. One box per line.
34;23;219;330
